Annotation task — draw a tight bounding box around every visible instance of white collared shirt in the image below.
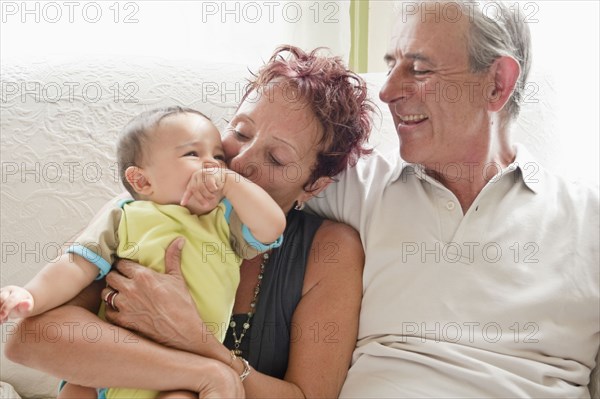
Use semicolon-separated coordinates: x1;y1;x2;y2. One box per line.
308;144;599;398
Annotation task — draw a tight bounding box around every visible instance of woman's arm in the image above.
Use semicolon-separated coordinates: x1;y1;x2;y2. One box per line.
246;221;364;398
3;250;244;398
105;222;364;398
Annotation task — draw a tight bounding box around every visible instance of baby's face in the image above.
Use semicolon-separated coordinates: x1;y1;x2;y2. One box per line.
141;112;226;210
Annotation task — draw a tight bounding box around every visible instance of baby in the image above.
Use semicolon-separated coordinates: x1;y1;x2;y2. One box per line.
0;107;286;399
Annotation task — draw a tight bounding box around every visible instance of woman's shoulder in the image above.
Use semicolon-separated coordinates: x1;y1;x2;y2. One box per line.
315;219;362;246
301;219;364;295
286;211;362;256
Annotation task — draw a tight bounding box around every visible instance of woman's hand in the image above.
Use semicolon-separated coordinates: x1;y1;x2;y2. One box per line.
197;361;245;399
103;237;222;357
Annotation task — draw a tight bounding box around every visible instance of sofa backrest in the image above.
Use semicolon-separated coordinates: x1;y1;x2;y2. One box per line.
1;57;597;399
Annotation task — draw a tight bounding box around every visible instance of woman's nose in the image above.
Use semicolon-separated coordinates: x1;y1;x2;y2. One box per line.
229;145;260;181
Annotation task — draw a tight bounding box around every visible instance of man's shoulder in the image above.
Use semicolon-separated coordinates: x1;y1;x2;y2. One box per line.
338;148;404;188
536;166;598;207
514;144;598;207
527;167;599;239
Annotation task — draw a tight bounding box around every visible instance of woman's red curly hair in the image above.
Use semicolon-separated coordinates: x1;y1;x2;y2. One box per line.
241;45;374;190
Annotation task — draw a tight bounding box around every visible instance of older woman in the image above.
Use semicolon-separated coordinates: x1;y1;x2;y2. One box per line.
5;46;373;398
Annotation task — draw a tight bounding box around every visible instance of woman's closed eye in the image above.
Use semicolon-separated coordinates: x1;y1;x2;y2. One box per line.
269;154;284;166
233;130;250;140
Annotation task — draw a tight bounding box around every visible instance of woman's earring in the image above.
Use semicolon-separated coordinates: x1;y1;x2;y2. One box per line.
294;201;305;211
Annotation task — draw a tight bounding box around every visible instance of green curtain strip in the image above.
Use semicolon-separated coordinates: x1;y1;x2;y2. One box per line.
349;0;369;73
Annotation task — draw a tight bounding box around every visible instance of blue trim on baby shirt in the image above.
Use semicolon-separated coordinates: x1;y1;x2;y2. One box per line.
117;198;134;208
66;245;111;280
242;225;283;252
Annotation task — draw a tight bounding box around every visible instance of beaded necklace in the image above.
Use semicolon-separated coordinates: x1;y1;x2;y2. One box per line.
229;252;268;356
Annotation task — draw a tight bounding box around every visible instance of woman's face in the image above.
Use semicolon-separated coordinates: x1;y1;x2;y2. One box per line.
222;85;330;213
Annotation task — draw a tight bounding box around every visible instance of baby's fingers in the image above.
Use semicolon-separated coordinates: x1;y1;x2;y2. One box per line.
204;174;221;193
0;287;33;321
181;176;208;206
0;290;17;320
0;288;10;324
180;187;193;206
0;287;11;305
12;300;34;319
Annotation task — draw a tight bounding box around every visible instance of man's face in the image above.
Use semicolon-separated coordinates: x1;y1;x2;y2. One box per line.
380;11;494;168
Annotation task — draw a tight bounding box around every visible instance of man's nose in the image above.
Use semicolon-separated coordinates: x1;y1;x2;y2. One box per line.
379;67;415;104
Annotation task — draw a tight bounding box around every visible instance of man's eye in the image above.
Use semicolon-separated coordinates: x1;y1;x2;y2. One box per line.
386;64;395;76
184;151;198;157
413;69;431;75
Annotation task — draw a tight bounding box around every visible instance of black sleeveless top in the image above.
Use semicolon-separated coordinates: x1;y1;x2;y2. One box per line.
223;209;324;378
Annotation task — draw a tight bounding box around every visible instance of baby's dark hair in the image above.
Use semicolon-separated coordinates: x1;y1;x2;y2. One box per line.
117;106;210;198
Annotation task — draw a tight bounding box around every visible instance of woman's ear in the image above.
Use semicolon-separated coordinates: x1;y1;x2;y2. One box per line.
298;176;334;204
487;56;521;113
125;166;152;196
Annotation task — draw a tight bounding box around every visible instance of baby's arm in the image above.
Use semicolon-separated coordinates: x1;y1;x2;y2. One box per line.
221;170;286;244
1;201;122;323
182;167;285;244
0;253;99;323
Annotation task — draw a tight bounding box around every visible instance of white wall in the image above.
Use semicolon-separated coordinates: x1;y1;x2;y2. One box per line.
0;0;351;69
368;0;396;72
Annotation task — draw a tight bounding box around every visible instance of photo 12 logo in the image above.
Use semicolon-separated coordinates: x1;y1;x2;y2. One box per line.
399;1;539;24
1;1;140;24
200;1;340;24
1;81;139;104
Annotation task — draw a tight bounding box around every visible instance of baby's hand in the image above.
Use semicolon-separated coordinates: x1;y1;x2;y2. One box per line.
180;166;230;213
0;286;34;323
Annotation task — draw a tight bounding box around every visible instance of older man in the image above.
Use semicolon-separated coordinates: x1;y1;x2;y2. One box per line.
309;1;599;397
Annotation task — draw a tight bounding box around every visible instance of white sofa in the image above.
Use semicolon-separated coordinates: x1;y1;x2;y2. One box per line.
0;57;598;398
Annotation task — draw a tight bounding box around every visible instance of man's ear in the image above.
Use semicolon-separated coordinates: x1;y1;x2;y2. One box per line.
298;176;334;204
125;166;152;196
487;56;521;113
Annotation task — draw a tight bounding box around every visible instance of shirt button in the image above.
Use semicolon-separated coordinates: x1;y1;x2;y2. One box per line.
446;201;455;211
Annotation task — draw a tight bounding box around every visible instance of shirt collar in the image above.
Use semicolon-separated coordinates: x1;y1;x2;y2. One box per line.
392;143;542;194
508;143;543;194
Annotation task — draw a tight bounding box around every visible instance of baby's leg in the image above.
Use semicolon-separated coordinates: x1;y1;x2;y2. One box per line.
156;390;198;399
57;382;98;399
